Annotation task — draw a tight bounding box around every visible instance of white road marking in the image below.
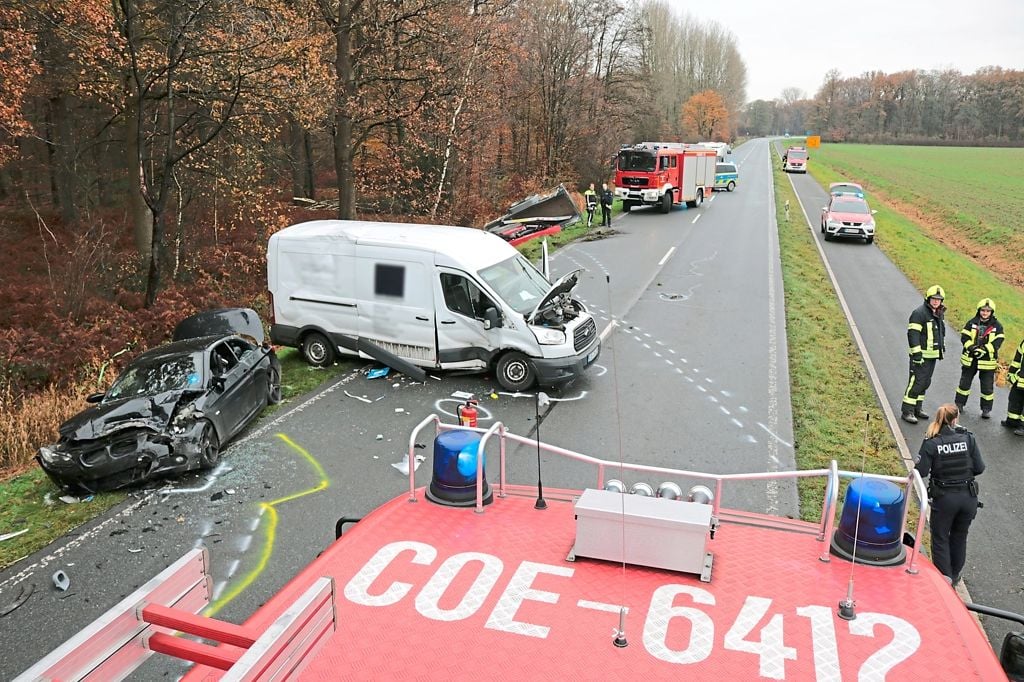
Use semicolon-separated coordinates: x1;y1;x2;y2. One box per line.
658;247;677;266
692;214;702;224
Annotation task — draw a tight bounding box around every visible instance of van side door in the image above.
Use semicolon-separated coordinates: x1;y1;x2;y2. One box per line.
354;246;438;367
435;269;498;370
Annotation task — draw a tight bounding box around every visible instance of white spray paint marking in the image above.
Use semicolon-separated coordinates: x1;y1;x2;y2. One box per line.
676;368;685;374
658;247;676;266
212;580;227;601
665;359;674;366
698;385;707;393
642;343;650;349
654;351;662;358
739;406;749;413
164;462;229;495
720;390;732;397
745;434;758;444
704;377;714;384
720;406;731;416
592;364;608;377
434;398;495;421
668;348;676;354
226;559;241;579
634;336;643;342
248;516;261;532
685;376;694;383
709;395;719;403
757;422;794;449
656;340;664;346
643;333;652;338
731;418;744;428
237;534;253;553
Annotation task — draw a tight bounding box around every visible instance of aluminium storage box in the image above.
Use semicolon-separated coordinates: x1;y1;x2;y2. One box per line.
573;488;711;574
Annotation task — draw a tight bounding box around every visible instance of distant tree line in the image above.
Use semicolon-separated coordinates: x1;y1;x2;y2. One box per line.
740;67;1024;145
0;0;745;306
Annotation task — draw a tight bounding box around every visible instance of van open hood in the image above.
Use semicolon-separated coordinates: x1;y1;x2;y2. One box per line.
526;269;581;324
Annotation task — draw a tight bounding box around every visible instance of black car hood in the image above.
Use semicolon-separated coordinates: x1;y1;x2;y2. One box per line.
59;391;193;441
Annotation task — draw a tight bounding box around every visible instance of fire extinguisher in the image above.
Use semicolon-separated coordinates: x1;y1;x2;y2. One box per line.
457;400;478;428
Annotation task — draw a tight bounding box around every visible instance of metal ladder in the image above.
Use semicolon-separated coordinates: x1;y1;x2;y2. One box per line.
15;549;336;681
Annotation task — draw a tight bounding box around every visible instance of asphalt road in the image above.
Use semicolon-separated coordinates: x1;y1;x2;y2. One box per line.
7;137;1019;676
778;140;1024;651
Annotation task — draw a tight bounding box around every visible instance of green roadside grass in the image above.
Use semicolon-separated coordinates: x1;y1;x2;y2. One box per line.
517;202;623;261
0;348;349;570
808;147;1024;359
772;144;906;519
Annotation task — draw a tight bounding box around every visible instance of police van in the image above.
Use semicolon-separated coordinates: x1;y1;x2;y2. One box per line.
714;162;739;192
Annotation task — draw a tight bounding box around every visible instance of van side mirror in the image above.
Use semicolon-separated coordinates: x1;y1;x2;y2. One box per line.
85;392;105;404
483;307;501;330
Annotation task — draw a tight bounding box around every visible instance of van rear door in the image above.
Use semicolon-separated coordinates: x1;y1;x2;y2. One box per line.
355;246;437;366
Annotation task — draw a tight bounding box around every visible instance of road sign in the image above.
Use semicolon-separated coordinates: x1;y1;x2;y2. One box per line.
807;135;821;148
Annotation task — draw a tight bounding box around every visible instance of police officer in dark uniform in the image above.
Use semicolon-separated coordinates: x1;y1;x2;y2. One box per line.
902;285;946;424
915;403;985;585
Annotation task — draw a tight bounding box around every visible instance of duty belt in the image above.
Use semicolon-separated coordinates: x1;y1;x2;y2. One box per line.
932;479;972;489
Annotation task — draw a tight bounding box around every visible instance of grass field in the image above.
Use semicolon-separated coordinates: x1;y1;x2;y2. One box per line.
810;145;1024;249
809;144;1024;371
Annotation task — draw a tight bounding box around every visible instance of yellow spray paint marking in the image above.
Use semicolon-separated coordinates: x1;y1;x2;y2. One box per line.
203;433;329;617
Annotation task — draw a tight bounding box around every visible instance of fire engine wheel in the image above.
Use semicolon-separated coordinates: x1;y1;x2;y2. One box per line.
727;181;735;192
660;192;672;214
622;201;633;212
302;332;335;367
198;422;221;470
496;352;536;391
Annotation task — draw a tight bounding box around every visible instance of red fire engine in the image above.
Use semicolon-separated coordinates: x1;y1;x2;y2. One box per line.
614;142;717;213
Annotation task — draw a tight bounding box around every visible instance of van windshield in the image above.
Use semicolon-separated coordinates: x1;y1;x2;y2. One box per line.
478;255;551;315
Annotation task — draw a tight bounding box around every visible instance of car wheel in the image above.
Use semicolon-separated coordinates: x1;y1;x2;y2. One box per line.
727;181;735;192
267;361;282;404
302;332;335;367
695;190;703;207
496;352;536;392
660;191;672;214
198;422;221;469
820;220;825;234
865;236;874;244
823;232;833;242
622;201;632;213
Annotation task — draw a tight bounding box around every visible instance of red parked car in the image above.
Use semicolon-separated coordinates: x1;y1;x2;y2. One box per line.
820;194;877;244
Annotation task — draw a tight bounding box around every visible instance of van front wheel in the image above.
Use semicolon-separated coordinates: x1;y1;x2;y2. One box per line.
302;332;335;367
496;352;536;391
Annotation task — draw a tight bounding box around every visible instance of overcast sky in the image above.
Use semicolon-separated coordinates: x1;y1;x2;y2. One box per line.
682;0;1024;102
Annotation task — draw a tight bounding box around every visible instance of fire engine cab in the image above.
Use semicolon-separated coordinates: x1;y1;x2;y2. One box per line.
614;142;716;214
783;146;808;173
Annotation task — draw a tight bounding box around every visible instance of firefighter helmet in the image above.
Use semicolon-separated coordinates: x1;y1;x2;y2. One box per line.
977;298;995;313
925;285;945;300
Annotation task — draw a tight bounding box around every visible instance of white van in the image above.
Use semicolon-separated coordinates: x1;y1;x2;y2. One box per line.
267;220;601;391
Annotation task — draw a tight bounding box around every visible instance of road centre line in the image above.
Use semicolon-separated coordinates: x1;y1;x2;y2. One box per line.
658;247;676;266
692;214;702;224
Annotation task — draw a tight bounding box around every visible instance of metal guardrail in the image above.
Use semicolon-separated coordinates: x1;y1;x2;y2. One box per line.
407;415;931;575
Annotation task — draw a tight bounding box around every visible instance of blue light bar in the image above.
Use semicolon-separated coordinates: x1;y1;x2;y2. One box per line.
426;430;492;507
830;477;907;566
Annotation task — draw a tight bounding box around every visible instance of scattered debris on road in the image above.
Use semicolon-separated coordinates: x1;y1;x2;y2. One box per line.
52;570;70;591
0;582;34;616
391;454;426;475
367;367;390;379
344;391;373;404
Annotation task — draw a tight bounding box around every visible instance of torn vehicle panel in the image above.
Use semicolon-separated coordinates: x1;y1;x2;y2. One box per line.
484;184;580;246
172;307;265;345
37;313;280;493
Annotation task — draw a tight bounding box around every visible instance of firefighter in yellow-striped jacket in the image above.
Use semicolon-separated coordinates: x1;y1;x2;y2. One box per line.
1002;338;1024;436
954;298;1003;419
903;285;946;424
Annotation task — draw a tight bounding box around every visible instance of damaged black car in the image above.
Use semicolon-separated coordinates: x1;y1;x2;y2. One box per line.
37;309;281;493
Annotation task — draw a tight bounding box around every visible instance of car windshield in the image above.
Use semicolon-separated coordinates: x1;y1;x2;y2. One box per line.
787;149;807;159
832;184;861;194
478;255;551;315
617;150;656;172
106;354;201;400
717;164;736;173
832;199;871;214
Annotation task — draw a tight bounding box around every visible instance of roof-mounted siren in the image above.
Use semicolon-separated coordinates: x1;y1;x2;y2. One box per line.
426;429;492;507
830;477;907;566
